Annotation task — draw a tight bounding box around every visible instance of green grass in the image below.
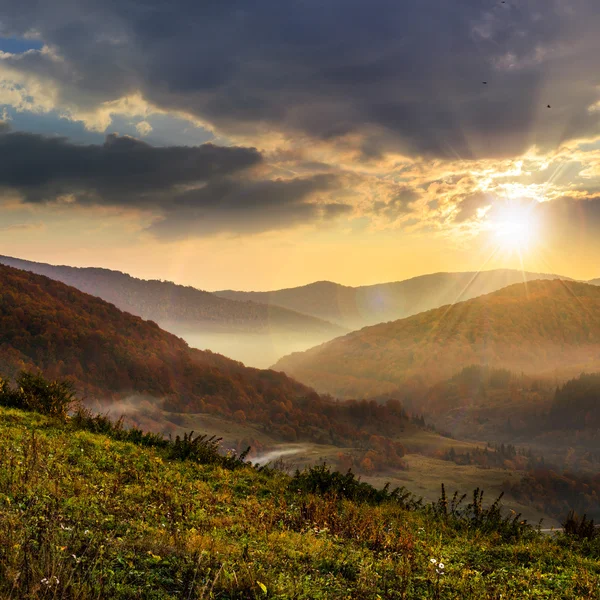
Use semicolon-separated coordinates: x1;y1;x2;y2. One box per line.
1;406;599;599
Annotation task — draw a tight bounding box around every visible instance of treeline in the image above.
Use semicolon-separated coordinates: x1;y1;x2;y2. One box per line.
505;469;600;521
442;443;542;470
549;372;600;431
0;256;339;333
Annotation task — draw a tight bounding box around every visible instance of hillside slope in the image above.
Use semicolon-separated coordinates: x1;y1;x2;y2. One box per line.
274;280;600;398
0;262;323;413
0;255;343;336
2;406;597;599
0;255;348;368
216;269;570;329
0;263;426;449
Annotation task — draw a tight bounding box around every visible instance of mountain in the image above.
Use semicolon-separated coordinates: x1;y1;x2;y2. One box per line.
216;269;571;329
273;279;600;399
588;278;600;286
0;255;345;367
0;263;417;447
0;262;314;404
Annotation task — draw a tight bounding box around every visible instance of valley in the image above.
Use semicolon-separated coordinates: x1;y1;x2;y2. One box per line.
0;259;598;536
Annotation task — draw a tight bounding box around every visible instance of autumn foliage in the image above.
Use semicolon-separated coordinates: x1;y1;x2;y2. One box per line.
0;264;412;449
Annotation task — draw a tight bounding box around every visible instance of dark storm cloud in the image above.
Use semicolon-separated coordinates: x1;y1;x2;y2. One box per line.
0;128;348;236
148;174;349;239
1;0;600;159
0;128;262;203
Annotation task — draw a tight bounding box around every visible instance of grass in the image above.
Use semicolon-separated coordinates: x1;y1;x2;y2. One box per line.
1;406;600;598
105;399;553;525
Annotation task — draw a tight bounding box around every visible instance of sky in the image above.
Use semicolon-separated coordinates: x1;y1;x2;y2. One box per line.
1;0;600;290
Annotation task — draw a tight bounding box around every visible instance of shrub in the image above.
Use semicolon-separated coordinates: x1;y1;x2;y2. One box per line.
431;484;534;541
290;463;420;508
0;371;76;419
563;510;598;541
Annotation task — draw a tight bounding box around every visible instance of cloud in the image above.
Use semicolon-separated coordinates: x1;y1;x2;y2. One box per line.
372;186;420;221
135;120;152;136
0;221;46;233
453;191;493;223
147;173;350;239
0;127;350;238
1;0;600;159
0;128;261;205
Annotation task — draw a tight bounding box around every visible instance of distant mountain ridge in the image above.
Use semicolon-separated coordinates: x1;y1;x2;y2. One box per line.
0;263;421;446
0;262;319;407
216;269;573;329
273;279;600;399
0;255;342;336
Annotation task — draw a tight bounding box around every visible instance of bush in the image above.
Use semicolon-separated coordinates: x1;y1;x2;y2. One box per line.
0;371;76;419
563;510;598;541
290;463;420;508
431;484;534;541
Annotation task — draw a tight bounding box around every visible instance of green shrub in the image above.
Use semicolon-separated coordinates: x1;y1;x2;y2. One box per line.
431;484;534;541
0;371;76;419
290;463;420;508
563;510;598;541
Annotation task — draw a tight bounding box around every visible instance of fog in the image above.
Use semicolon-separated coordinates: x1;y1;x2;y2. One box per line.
251;445;312;466
173;330;333;368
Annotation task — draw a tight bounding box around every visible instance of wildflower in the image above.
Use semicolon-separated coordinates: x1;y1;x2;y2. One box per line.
430;558;437;565
438;563;445;570
41;576;59;586
72;554;82;564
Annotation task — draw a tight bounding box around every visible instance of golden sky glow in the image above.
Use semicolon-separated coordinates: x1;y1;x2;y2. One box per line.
1;1;600;289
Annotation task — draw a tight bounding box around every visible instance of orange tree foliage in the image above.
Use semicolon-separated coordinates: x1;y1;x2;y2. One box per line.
0;255;341;335
0;264;410;447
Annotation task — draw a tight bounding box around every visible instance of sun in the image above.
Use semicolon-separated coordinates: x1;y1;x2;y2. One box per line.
490;201;540;254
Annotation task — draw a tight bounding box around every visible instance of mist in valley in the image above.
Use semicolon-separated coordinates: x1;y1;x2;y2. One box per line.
172;329;337;368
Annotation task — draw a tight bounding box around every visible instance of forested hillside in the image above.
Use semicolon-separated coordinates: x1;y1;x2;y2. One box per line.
0;255;343;336
274;280;600;398
0;263;413;447
217;269;569;329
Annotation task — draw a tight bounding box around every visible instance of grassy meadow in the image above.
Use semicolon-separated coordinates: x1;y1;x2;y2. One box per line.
1;405;599;599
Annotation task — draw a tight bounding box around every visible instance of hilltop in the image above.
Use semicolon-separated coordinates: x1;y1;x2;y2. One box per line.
216;269;571;329
274;279;600;398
